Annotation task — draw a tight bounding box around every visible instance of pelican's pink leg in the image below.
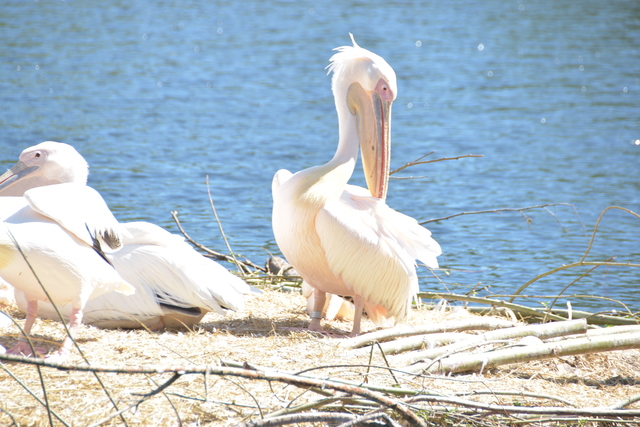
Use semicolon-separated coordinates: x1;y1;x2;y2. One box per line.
47;306;83;362
308;289;327;333
7;299;46;357
349;295;365;337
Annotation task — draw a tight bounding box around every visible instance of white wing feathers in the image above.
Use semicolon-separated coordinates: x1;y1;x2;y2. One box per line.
316;185;441;322
14;221;251;326
113;222;249;315
23;183;126;252
341;185;440;268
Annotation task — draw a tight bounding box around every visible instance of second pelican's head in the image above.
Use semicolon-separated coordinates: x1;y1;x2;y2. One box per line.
0;141;89;196
328;35;397;200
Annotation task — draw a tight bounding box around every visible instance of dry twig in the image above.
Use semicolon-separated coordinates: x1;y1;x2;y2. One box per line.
420;203;580;225
389;151;483;177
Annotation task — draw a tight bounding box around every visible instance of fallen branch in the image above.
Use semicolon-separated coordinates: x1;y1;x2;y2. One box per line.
400;319;588;368
352;332;465;357
418;292;569;322
610;393;640;410
0;355;427;427
456;389;577;407
548;308;640;326
232;412;356;427
406;393;640;418
410;330;640;375
263;396;373;421
341;317;516;349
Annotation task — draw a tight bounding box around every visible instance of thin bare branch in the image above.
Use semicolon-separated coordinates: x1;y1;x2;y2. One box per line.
580;206;640;263
457;389;577;407
205;175;245;276
509;261;640;303
389;152;483;175
171;210;265;273
0;355;427;426
420;203;578;225
232;412;356;427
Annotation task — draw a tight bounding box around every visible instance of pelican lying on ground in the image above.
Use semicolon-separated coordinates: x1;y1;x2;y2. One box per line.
272;36;441;336
0;184;134;359
0;141;254;331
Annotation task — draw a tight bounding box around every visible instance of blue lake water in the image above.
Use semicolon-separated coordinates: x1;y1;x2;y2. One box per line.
1;1;638;312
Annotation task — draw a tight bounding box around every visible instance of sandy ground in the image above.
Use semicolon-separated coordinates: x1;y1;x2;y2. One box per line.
1;287;640;426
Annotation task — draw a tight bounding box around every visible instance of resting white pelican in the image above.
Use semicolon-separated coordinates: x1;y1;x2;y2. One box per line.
0;141;253;330
272;36;441;336
0;184;135;359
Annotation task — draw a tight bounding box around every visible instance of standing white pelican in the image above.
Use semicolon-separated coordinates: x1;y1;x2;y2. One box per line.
0;183;134;359
0;141;253;330
272;36;441;336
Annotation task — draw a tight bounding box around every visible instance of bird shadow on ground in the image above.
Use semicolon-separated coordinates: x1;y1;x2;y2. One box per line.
197;315;353;338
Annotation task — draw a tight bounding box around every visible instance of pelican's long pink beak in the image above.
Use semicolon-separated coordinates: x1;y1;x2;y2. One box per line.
0;161;41;196
348;78;394;200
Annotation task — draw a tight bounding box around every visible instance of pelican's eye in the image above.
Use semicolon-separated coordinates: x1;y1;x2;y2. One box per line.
34;152;41;158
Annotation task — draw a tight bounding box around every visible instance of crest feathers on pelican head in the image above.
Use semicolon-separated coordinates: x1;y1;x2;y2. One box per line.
326;34;397;97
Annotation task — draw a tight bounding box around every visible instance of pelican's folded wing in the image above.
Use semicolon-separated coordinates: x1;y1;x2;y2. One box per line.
315;187;416;323
114;221;249;315
23;183;125;252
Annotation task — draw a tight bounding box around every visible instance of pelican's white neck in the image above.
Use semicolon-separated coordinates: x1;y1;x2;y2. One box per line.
286;86;359;207
329;83;360;168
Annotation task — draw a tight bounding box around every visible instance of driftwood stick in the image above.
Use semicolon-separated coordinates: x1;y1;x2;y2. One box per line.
610;393;640;410
352;332;465;357
465;305;640;326
548;309;639;326
585;325;640;337
231;411;356;427
421;292;639;326
406;394;640;417
402;319;588;368
264;397;371;421
342;317;516;349
412;330;640;375
457;389;577;407
336;412;403;427
418;292;569;322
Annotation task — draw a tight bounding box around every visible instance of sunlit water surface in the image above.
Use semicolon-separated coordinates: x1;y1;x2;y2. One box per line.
1;1;638;312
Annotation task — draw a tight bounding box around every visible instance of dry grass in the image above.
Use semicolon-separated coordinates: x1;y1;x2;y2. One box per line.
2;287;640;426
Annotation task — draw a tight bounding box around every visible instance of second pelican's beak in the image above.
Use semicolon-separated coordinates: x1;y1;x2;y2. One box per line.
0;161;41;195
348;81;392;200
